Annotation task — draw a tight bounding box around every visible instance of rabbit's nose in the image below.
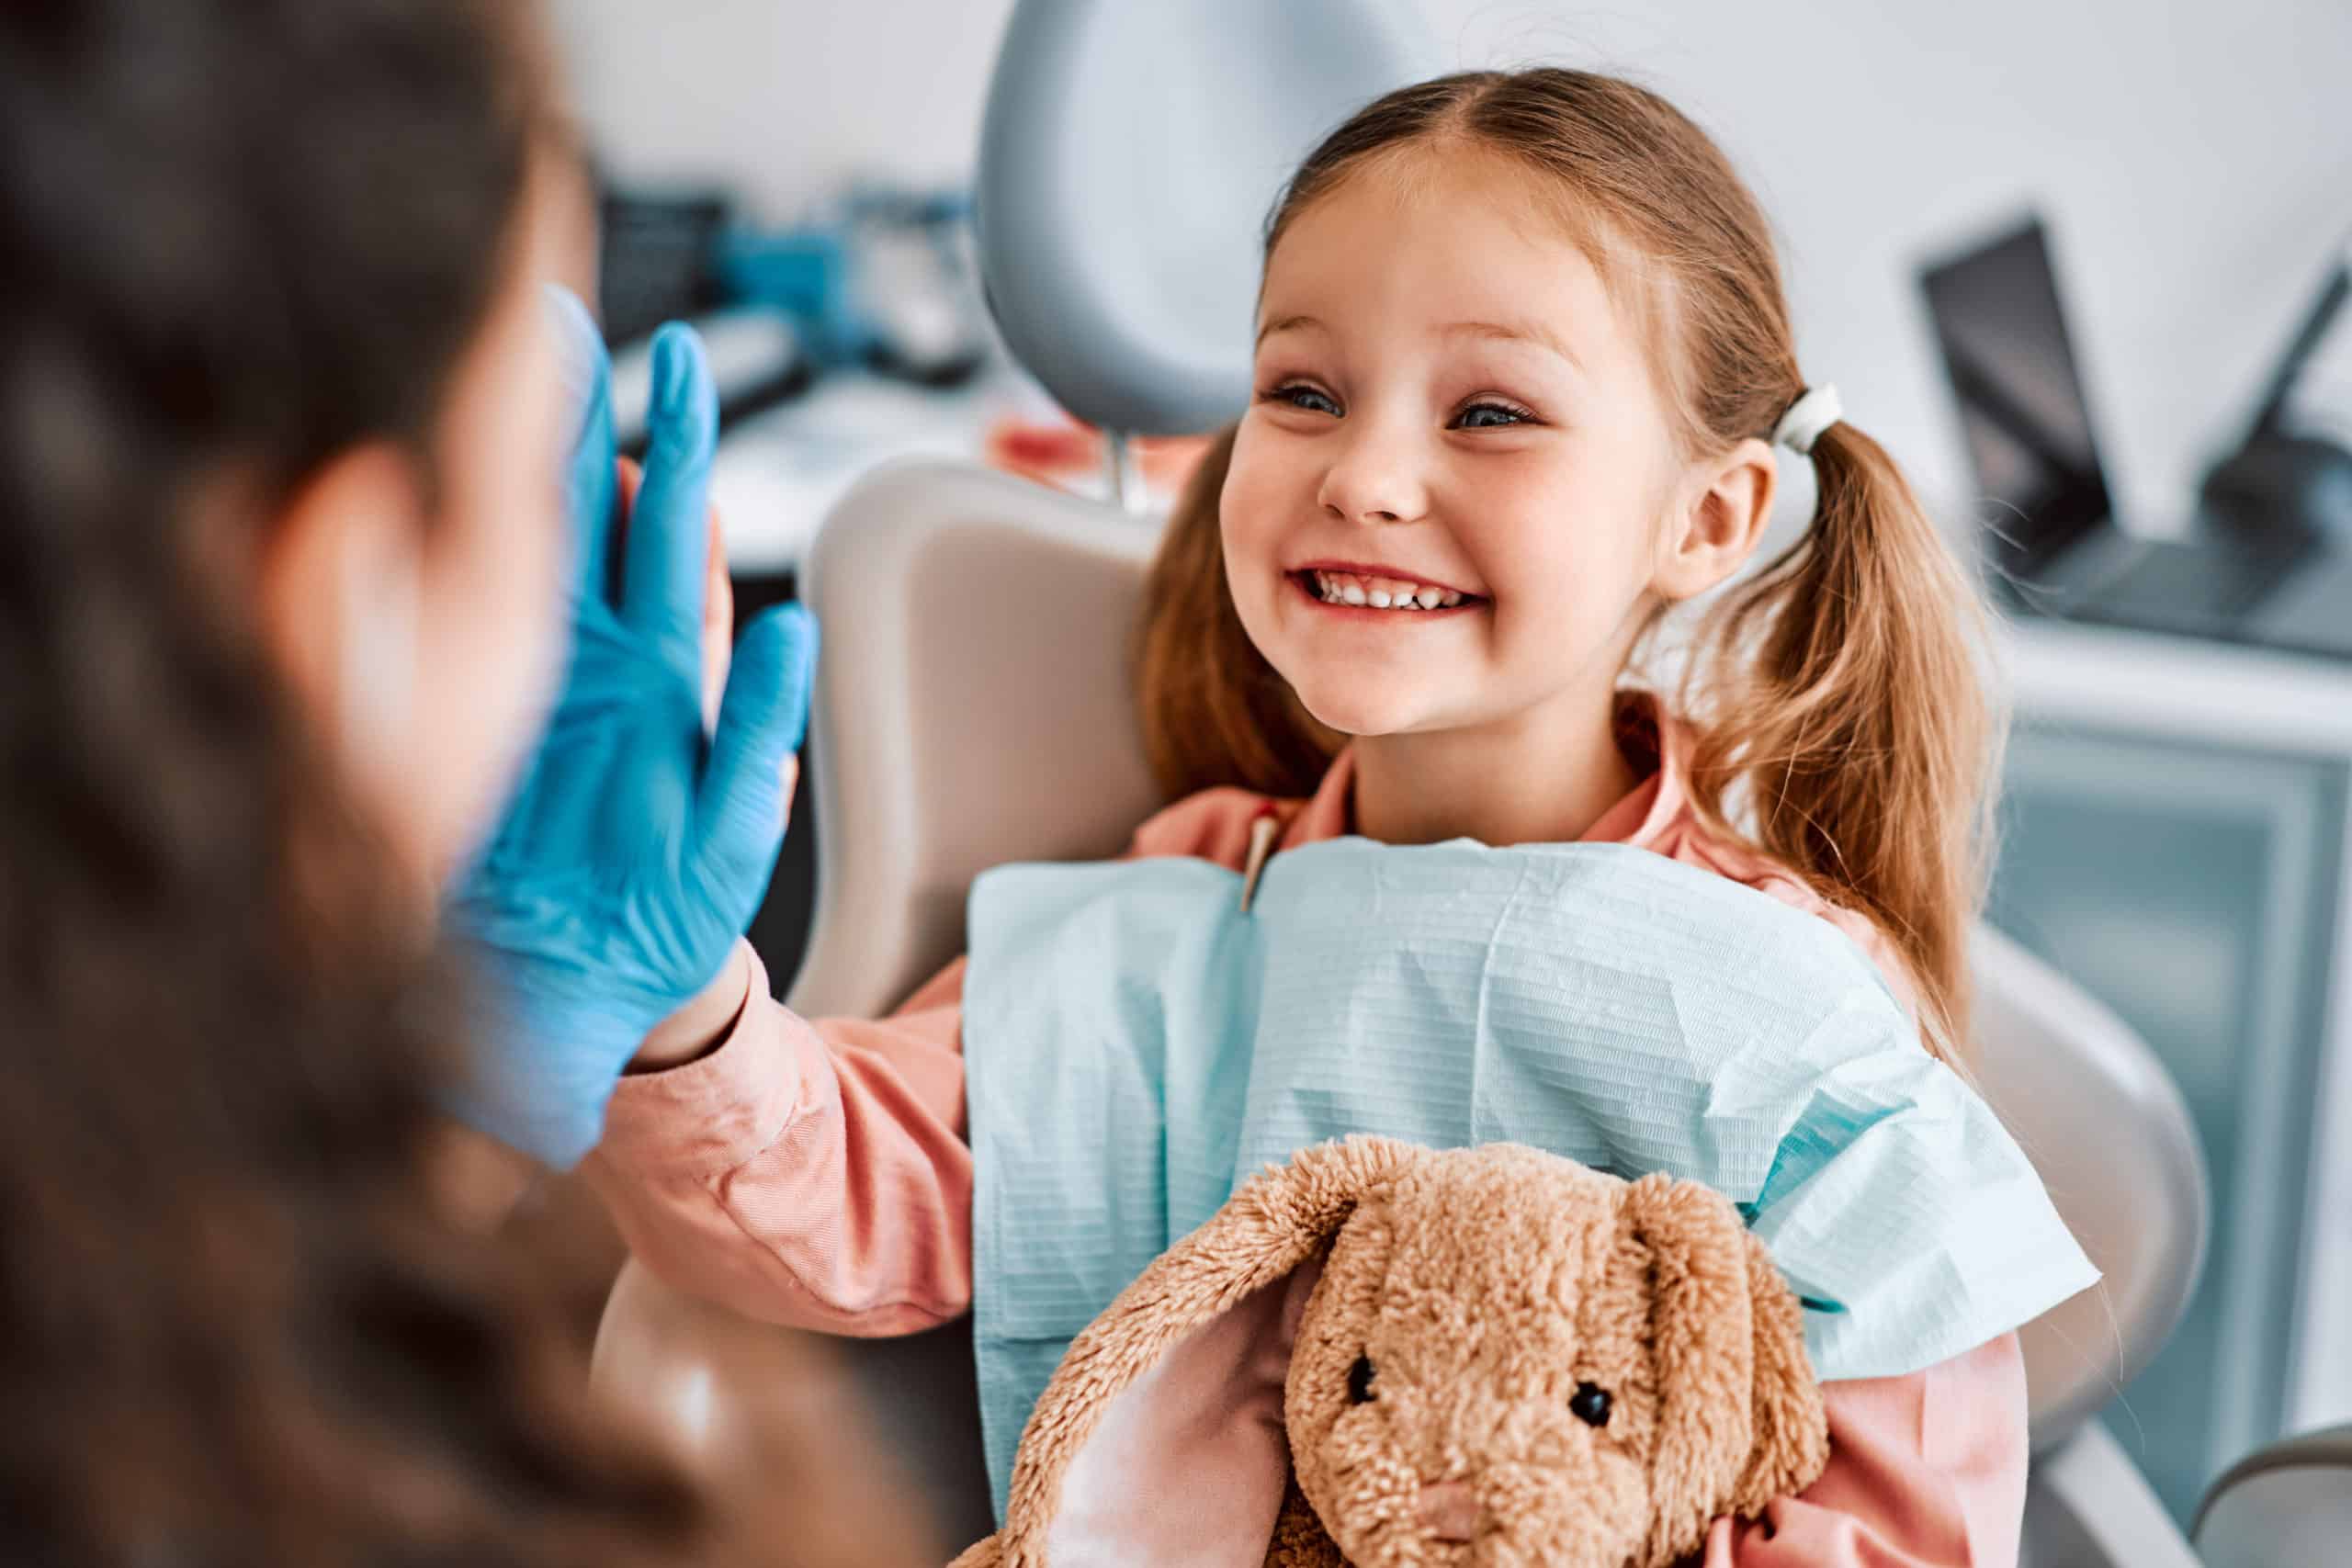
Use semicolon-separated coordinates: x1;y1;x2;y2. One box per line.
1417;1480;1480;1541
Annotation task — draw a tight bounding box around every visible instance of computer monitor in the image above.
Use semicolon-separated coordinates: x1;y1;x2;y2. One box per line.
1918;216;2116;579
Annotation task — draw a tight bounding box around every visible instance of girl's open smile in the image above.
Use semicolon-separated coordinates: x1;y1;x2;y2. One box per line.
1286;564;1489;618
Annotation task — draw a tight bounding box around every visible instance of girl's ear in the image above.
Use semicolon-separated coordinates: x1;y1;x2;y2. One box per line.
1655;435;1778;604
985;1136;1424;1568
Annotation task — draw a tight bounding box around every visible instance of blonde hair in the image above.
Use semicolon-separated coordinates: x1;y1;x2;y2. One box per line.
1134;69;2000;1062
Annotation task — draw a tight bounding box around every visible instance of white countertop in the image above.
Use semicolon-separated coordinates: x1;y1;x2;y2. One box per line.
2007;618;2352;756
709;370;1032;576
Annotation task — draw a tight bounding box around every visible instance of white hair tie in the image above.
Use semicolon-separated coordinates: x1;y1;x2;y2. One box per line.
1772;383;1842;456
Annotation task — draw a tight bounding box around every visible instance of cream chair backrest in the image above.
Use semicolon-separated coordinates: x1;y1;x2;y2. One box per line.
1967;925;2208;1452
594;466;1167;1551
786;460;1163;1020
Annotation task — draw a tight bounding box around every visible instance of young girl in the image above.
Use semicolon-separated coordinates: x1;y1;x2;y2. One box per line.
570;69;2071;1565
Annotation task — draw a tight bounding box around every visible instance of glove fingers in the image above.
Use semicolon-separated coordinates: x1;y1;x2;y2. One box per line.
695;602;818;917
624;322;719;675
547;286;618;607
444;965;631;1171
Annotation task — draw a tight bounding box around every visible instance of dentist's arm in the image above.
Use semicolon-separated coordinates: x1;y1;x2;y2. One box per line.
445;291;814;1172
445;290;974;1330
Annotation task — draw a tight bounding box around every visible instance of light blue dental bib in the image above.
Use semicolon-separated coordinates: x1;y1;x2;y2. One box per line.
963;838;2098;1516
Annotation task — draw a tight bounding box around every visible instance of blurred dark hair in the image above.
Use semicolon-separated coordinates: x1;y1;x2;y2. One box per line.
0;3;894;1562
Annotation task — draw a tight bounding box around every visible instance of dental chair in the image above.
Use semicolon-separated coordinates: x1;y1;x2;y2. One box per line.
596;455;2211;1562
590;2;2284;1561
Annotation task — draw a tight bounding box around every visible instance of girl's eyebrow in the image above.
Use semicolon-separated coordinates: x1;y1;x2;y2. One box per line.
1252;312;1584;377
1255;313;1322;346
1444;319;1584;373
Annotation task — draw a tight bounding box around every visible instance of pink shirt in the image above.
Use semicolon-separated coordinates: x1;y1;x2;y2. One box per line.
586;697;2028;1567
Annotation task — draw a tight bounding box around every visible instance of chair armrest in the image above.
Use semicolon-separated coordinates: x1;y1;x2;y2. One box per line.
2026;1421;2202;1568
2193;1422;2352;1567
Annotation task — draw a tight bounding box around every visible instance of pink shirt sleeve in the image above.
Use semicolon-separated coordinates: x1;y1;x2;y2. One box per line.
1694;1335;2029;1568
583;944;975;1336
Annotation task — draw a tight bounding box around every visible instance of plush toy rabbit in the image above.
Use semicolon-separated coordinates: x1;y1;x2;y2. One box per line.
953;1136;1829;1567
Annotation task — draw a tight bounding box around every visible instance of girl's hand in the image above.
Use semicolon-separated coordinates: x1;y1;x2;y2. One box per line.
445;292;817;1168
606;461;769;1077
614;456;734;731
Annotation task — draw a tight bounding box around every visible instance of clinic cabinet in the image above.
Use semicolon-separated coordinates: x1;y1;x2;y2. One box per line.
2001;619;2352;1526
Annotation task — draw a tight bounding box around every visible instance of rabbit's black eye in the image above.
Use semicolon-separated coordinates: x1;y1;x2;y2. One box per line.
1347;1355;1376;1405
1569;1382;1611;1427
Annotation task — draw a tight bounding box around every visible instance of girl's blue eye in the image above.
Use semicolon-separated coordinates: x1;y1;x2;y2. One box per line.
1454;400;1532;430
1269;383;1341;417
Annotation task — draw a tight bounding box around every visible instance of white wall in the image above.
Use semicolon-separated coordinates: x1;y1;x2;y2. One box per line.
1428;2;2352;529
553;0;2352;523
550;0;1017;220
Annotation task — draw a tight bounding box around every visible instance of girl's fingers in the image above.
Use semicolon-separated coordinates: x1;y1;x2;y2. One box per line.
616;457;729;733
704;505;731;734
695;603;818;912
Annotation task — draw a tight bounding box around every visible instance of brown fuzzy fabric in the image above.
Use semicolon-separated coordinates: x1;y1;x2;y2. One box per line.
1272;1479;1351;1566
956;1138;1828;1567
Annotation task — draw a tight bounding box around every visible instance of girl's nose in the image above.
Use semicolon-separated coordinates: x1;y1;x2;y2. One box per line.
1317;426;1429;525
1417;1479;1480;1541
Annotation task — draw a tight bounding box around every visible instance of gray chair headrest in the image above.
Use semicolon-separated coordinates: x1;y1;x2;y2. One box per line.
975;0;1436;435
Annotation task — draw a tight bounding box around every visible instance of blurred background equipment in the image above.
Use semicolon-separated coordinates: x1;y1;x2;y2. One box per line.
2199;234;2352;547
596;188;730;344
1920;214;2352;655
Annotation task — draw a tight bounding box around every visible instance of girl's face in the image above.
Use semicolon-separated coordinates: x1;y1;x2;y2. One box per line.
1222;151;1739;744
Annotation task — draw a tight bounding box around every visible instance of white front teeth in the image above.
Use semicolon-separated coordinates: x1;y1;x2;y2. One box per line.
1310;570;1466;610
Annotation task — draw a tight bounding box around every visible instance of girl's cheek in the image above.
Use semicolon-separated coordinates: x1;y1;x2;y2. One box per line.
1219;463;1282;556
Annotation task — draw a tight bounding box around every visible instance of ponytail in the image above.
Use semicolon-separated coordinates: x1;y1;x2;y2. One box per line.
1679;421;2004;1062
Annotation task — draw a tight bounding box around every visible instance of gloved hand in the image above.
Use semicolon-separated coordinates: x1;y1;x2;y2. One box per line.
446;288;818;1168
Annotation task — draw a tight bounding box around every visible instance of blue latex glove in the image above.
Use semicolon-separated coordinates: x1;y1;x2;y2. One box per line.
447;288;818;1168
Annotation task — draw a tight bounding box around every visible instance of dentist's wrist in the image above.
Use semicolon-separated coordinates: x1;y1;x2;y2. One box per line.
628;942;754;1073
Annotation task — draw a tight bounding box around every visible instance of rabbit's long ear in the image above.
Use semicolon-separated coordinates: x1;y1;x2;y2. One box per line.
1728;1231;1830;1517
1618;1172;1775;1567
994;1136;1423;1568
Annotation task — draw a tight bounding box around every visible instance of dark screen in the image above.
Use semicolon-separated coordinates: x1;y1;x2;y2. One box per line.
1920;217;2115;575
